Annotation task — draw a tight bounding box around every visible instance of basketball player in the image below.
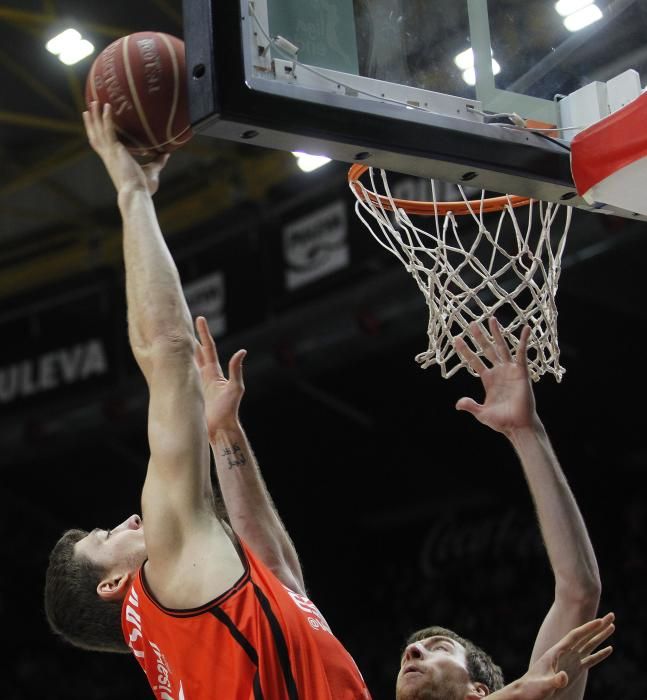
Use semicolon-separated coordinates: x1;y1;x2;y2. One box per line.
44;101;371;700
395;318;603;700
192;312;607;700
192;312;612;700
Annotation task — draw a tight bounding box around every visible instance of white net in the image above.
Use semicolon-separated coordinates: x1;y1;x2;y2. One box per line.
349;167;573;381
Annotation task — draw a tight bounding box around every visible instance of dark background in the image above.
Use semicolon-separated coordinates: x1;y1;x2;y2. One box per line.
1;1;646;699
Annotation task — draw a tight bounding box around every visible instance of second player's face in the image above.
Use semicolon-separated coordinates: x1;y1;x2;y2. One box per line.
395;635;478;700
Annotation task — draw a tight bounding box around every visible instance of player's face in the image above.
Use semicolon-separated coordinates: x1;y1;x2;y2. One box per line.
395;635;478;700
75;514;146;575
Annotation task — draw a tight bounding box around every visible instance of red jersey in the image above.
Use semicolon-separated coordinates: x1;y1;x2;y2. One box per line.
122;538;371;700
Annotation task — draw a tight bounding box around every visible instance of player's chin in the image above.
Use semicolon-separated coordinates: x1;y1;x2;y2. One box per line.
395;671;424;698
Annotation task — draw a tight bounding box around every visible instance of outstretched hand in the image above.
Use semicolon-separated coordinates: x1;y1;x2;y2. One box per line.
454;318;537;436
82;101;168;195
194;316;246;437
489;613;614;700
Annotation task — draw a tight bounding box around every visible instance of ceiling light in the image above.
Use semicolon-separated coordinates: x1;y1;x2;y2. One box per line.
563;4;603;31
455;48;501;85
454;48;497;71
46;28;79;55
462;68;476;86
46;28;94;65
454;48;475;71
555;0;593;17
462;59;501;86
292;152;332;173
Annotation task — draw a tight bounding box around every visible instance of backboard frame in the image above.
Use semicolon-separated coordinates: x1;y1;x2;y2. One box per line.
181;0;646;221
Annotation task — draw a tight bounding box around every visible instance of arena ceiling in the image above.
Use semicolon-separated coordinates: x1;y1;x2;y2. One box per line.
0;0;303;303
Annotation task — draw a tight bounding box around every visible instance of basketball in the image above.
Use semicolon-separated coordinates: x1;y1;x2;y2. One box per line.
85;31;192;155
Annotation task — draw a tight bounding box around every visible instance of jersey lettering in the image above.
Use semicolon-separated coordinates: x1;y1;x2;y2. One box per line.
126;587;145;658
284;586;332;634
150;641;175;700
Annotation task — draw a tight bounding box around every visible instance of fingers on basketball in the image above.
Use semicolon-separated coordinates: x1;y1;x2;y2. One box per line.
82;109;94;144
84;101;105;145
100;102;118;143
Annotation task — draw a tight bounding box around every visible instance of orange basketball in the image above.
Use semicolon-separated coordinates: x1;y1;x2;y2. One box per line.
85;32;193;155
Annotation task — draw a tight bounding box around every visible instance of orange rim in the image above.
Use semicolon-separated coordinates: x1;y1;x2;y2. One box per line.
348;163;531;216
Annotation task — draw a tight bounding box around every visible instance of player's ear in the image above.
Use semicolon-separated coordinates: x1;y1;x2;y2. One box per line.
466;682;489;698
97;572;133;601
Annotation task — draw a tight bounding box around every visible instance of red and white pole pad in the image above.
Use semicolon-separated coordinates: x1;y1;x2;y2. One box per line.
571;90;647;216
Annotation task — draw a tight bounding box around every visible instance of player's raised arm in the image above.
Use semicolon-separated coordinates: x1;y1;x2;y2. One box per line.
47;52;372;700
488;614;614;700
455;318;601;700
195;316;306;595
84;102;243;605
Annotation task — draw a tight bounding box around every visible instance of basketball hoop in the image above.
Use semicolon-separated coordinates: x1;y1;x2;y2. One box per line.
348;164;572;381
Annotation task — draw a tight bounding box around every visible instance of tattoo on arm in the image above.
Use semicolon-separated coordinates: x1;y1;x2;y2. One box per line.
222;443;247;469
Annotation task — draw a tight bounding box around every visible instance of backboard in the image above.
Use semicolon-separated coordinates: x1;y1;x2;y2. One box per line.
182;0;647;220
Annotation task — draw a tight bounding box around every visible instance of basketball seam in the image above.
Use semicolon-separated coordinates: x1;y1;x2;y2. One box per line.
89;46;149;152
89;59;98;103
158;33;180;144
123;34;162;151
115;124;150;152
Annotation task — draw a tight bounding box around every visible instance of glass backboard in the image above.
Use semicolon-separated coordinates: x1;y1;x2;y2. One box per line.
182;0;647;219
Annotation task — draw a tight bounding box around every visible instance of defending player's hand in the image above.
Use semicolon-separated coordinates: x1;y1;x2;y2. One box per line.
454;317;537;436
194;316;246;437
83;101;169;196
489;613;614;700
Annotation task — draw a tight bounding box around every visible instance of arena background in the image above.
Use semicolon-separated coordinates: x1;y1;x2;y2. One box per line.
1;2;646;698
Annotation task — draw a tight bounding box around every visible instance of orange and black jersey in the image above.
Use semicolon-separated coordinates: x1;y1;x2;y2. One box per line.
122;537;371;700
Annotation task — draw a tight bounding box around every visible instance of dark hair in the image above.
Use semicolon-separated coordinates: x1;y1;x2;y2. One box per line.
44;529;130;654
405;625;504;692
